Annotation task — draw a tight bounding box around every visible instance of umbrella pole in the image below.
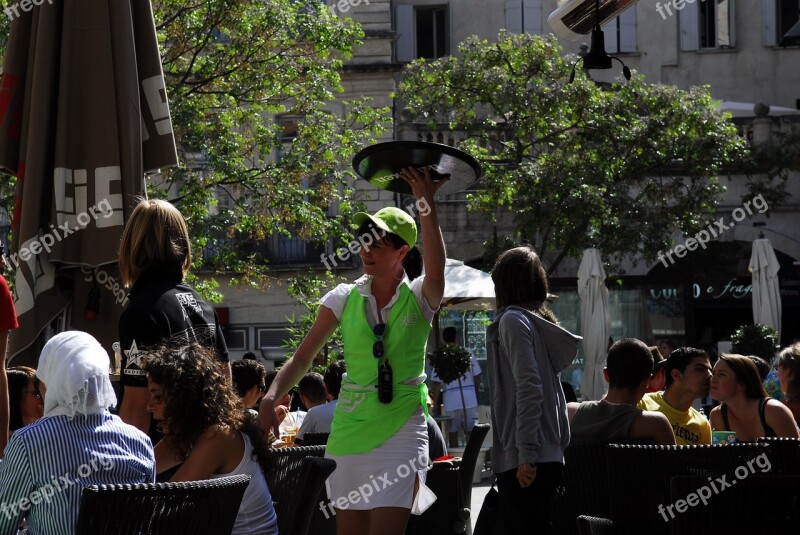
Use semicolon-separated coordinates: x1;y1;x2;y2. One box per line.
457;375;468;443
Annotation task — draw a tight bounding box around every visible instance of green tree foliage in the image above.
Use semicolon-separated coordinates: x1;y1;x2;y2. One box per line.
396;31;784;273
153;0;389;288
731;323;780;363
283;271;345;373
429;343;472;384
0;0;391;294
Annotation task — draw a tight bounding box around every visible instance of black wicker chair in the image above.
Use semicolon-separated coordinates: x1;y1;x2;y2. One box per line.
668;474;800;534
75;474;250;535
756;436;800;474
406;459;464;534
266;445;337;535
406;423;490;535
459;423;490;507
576;515;614;535
296;432;330;446
606;443;769;535
550;438;656;535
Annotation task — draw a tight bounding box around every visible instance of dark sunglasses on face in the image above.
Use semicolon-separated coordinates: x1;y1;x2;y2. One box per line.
373;323;386;359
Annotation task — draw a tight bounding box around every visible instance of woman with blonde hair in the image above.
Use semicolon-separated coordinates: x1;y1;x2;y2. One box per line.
117;199;229;438
709;353;799;441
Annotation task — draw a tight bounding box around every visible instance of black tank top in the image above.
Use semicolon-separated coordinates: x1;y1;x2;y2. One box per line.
720;398;776;439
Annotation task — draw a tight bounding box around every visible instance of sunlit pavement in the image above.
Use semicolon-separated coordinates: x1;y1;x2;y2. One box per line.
470;478;494;530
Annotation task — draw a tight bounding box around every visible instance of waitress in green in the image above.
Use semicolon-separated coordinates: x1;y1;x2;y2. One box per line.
260;166;447;535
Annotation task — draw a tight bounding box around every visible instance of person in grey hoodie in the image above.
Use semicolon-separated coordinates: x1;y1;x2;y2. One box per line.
487;246;581;534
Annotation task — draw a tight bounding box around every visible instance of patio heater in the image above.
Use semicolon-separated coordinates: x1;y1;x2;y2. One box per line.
567;0;632;83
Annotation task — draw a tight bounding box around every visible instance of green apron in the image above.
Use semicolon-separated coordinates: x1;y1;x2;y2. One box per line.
326;282;431;456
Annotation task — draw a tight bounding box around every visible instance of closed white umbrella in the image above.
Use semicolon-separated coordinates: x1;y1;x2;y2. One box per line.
578;248;610;401
749;238;782;338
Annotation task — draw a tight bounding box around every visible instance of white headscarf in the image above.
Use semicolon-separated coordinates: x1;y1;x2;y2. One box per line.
36;331;117;418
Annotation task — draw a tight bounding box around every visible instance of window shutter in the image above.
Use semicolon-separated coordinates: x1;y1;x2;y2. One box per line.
523;0;543;34
619;7;637;52
762;0;777;45
603;18;618;53
395;4;415;62
505;0;523;33
726;0;736;47
680;4;700;50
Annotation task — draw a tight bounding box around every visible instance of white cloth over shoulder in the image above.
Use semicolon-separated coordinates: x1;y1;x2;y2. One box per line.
36;331;117;418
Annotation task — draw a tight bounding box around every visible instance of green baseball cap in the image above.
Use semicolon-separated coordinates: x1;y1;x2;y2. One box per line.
353;207;417;248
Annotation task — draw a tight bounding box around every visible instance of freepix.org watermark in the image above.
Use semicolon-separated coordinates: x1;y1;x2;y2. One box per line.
657;452;771;522
81;266;129;307
318;452;429;518
328;0;369;18
655;0;708;21
657;194;768;268
0;456;115;520
320;196;432;270
5;198;115;272
4;0;54;22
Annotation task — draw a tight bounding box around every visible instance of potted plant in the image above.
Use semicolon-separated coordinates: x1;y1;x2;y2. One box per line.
429;342;473;434
730;324;780;363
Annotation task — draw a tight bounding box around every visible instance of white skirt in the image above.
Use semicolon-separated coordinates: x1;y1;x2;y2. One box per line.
324;408;434;512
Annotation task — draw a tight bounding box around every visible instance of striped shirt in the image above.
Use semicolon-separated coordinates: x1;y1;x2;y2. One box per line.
0;412;155;534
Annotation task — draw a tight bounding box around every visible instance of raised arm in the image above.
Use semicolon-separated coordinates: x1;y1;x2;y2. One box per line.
401;166;447;309
259;306;339;437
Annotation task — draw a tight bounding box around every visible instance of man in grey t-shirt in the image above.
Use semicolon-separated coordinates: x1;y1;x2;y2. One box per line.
568;338;674;445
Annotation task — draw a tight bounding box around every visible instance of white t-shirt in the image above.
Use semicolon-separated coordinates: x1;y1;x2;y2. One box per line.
320;274;438;387
319;274;437;327
297;400;337;439
430;352;482;411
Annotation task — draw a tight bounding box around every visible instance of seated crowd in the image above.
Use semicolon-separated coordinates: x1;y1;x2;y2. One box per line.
568;338;675;445
2;327;800;533
0;329;350;533
571;338;800;447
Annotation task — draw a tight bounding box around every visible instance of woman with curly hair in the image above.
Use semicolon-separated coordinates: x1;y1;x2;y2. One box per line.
144;344;278;535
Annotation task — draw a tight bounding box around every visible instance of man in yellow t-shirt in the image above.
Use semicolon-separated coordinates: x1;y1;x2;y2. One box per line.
637;347;713;445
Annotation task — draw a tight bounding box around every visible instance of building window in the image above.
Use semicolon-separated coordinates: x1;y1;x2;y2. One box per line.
504;0;543;35
681;0;736;50
700;0;734;48
416;7;447;59
764;0;800;46
395;4;449;62
257;327;292;361
602;8;637;54
225;328;248;351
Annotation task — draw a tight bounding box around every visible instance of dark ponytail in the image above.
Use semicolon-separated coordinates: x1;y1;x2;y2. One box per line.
403;246;423;281
365;223;423;281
